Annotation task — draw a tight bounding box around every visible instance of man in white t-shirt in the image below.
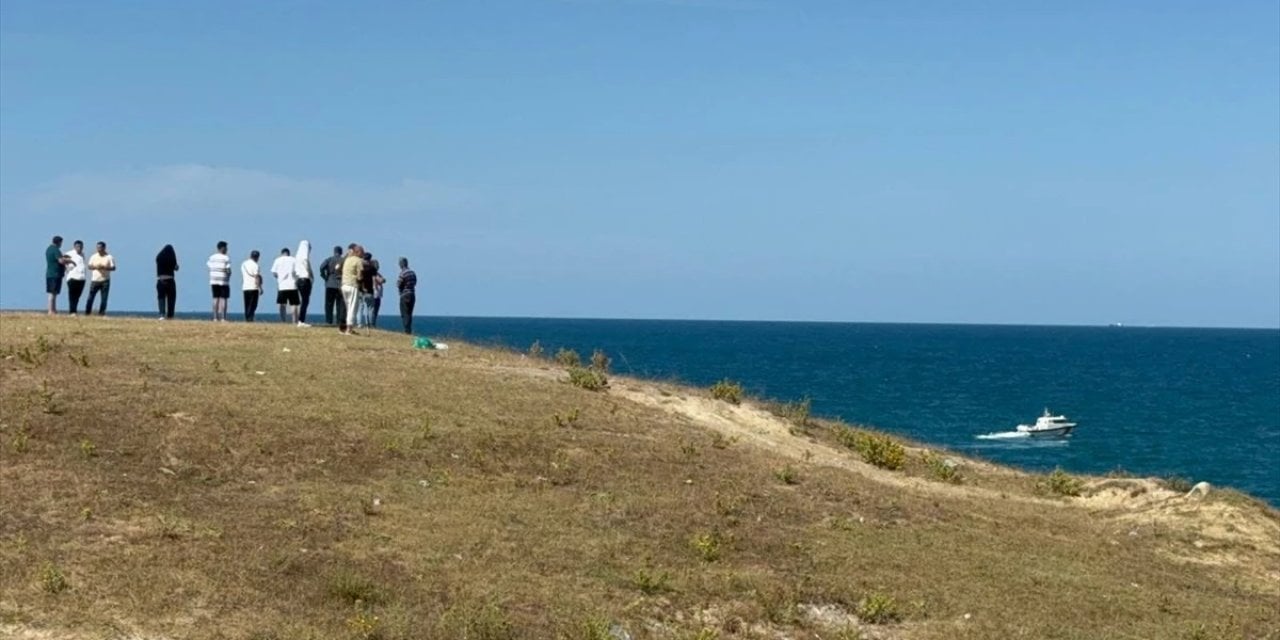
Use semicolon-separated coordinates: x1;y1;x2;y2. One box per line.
85;241;116;316
64;240;87;315
241;250;263;322
207;241;232;322
270;247;306;327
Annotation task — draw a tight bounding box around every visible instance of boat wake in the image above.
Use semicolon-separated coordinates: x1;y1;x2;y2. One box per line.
976;431;1031;440
969;430;1070;450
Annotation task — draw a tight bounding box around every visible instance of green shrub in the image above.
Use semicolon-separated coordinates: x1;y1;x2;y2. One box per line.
11;428;30;454
631;568;673;595
346;610;382;640
923;452;961;483
855;592;900;624
438;602;516;640
710;379;743;405
847;432;906;471
836;427;859;450
552;408;581;428
690;531;723;562
528;341;544;358
589;349;611;372
39;562;68;594
327;570;385;605
567;367;608;391
775;397;811;427
561;616;612;640
555;348;582;368
774;465;800;485
1040;467;1083;497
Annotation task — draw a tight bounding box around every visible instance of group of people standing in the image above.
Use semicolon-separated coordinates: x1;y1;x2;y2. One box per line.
45;236;117;316
43;236;420;334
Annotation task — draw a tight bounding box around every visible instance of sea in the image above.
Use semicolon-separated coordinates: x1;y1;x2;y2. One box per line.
165;314;1280;505
412;317;1280;506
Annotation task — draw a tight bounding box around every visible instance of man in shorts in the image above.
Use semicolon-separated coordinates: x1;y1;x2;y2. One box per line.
207;241;233;322
270;248;305;326
45;235;71;315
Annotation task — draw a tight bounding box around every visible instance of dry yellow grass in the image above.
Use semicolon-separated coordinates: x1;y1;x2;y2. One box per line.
1;314;1277;640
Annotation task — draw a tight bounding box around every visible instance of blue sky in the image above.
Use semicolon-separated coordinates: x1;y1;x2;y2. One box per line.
1;0;1277;327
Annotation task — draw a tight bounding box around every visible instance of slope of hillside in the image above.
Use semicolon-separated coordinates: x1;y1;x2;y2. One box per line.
1;315;1277;640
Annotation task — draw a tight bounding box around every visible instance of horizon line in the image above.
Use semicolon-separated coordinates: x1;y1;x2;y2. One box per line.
1;309;1276;332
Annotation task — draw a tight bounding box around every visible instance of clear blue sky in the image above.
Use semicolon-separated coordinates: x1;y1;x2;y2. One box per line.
2;0;1277;327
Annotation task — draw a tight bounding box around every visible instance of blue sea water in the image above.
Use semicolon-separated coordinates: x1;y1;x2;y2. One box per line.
154;313;1280;504
404;317;1280;506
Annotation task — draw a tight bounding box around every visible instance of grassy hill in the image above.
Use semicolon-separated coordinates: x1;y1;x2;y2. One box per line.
1;314;1277;640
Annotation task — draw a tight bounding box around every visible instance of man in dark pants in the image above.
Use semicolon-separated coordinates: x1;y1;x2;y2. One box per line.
319;245;345;325
241;250;262;322
396;257;417;334
84;241;116;315
64;240;87;315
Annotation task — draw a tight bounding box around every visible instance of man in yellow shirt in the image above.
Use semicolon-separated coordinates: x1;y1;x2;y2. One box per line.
340;244;365;335
85;241;117;316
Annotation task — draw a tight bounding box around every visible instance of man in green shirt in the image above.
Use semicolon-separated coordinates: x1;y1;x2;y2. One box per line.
45;236;71;315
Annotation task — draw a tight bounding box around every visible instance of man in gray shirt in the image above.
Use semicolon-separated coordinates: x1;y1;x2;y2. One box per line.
319;245;346;326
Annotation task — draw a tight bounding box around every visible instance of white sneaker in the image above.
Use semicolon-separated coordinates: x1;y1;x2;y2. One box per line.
297;322;311;328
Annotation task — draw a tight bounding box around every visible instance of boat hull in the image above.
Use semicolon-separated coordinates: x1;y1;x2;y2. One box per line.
1017;425;1075;437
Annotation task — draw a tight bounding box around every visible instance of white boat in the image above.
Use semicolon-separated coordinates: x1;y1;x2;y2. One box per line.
1015;409;1077;437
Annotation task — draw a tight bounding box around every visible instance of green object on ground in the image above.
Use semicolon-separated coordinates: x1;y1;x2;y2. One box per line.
413;337;435;350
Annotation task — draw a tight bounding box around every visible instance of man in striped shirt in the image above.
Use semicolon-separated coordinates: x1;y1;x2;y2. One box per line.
207;241;232;322
396;257;417;335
